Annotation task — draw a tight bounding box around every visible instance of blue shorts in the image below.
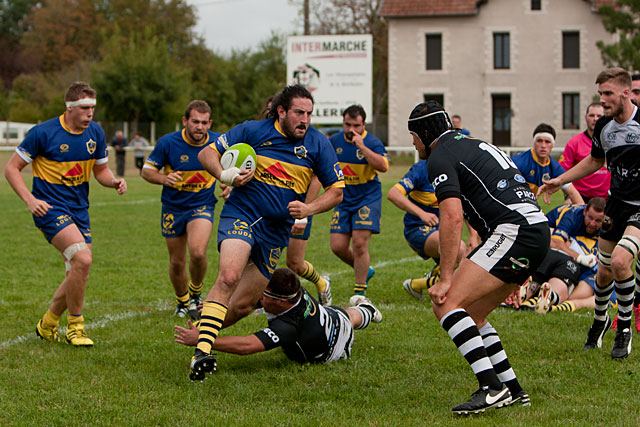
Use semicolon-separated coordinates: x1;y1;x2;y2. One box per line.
330;199;381;234
289;216;313;240
217;216;284;279
34;205;91;243
161;204;214;238
404;224;438;260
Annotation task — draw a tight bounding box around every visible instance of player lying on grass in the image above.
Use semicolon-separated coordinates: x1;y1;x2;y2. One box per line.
174;268;381;367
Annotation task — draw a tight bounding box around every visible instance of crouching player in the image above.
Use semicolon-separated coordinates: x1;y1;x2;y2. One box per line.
387;160;467;299
174;268;381;365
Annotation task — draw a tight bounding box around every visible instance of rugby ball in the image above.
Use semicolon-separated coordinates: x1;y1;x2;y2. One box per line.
220;143;257;172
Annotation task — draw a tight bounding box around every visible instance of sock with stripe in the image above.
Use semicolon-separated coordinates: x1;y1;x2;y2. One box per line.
188;281;202;299
635;258;640;309
42;309;60;329
354;283;367;296
441;309;502;389
551;301;576;312
352;306;373;330
196;301;228;354
548;289;560;305
615;275;635;331
176;291;189;307
301;261;326;292
593;278;614;323
479;322;522;395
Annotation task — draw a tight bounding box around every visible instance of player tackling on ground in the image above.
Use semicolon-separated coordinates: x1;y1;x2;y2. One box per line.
4;81;126;346
408;101;549;414
539;68;640;358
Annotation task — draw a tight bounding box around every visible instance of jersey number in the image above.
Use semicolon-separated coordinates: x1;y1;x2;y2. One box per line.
479;142;517;170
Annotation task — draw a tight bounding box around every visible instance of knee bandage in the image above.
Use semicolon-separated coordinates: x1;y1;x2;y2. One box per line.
617;235;640;259
598;248;612;267
63;242;89;262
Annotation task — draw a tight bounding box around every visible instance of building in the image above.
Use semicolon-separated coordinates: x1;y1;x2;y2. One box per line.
380;0;618;150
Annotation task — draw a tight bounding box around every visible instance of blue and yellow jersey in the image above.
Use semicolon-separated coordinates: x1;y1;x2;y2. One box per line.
393;160;439;228
210;119;344;242
329;130;388;209
511;149;565;194
144;129;219;210
16;115;108;210
546;203;579;228
552;204;598;256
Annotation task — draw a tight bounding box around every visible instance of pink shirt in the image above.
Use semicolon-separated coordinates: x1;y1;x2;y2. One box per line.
560;131;610;199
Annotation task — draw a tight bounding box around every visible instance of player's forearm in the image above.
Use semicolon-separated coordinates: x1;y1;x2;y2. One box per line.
306;186;342;215
212;335;265;355
141;167;165;185
388;187;423;217
93;164;119;188
438;198;464;282
558;155;604;185
361;147;388;172
304;176;322;203
197;146;223;179
563;185;584;205
550;239;579;259
4;162;36;206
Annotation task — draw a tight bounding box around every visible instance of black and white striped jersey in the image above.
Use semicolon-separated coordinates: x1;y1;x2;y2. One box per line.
592;105;640;202
427;131;547;238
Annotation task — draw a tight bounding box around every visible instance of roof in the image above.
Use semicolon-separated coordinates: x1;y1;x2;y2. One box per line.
379;0;618;18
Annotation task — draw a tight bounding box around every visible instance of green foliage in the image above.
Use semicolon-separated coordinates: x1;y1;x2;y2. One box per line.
597;0;640;70
0;0;36;40
91;27;191;128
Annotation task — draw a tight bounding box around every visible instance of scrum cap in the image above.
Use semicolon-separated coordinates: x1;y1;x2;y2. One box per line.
408;101;452;155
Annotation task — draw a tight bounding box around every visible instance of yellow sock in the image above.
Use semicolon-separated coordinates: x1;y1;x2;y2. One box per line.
42;310;60;329
301;261;326;291
67;314;84;325
411;278;428;291
188;281;203;297
551;301;576;312
196;301;228;354
354;283;367;295
176;291;189;306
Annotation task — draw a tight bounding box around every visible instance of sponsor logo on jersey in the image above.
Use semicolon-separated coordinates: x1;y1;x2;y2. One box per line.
514;174;526;183
260;140;272;147
602;215;613;231
486;233;506;257
229;219;251;239
86;139;96;155
401;178;414;190
358;205;370;220
60;144;69;153
509;257;530;271
266;247;282;273
432;173;448;188
162;213;175;230
334;163;344;180
567;260;578;273
625;133;640;144
180;154;189;163
529;170;535;176
606;132;616;142
258;162;296;189
294;145;307;159
336;147;343;155
217;134;229;149
55;214;71;227
330;211;340;230
497;179;508;190
62;163;85;185
356;149;364;160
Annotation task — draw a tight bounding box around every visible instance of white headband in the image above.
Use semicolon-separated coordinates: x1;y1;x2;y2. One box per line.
65;98;96;108
533;132;555;145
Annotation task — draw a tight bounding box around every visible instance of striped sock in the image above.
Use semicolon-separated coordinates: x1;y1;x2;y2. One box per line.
188;281;202;298
196;301;228;354
176;291;189;306
42;309;60;329
352;306;373;330
441;309;502;389
354;283;367;295
479;322;522;395
635;258;640;308
551;301;576;312
301;261;326;292
594;279;614;322
548;290;560;305
615;275;635;331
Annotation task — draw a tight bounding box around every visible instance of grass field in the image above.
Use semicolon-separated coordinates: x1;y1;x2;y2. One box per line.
1;151;639;426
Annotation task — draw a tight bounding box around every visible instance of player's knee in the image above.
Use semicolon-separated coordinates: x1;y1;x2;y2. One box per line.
189;250;207;267
610;255;632;278
330;241;347;256
217;269;242;290
285;258;305;275
64;243;91;271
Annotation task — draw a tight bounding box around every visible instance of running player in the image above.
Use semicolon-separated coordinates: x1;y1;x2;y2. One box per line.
4;81;127;346
387;160;466;300
174;268;381;365
142;100;221;320
329;105;389;297
409;101;549;414
189;85;344;380
540;68;640;356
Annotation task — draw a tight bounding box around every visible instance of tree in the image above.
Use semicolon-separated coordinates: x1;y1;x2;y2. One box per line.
0;0;38;87
597;0;640;70
91;28;191;133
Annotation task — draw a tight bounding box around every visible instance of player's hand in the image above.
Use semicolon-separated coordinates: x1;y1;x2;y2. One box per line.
290;220;307;234
114;178;127;195
163;171;182;187
577;254;598;268
287;201;311;219
419;212;439;226
221;168;254;187
219;183;231;200
174;320;199;347
351;133;365;149
504;288;521;309
428;278;450;305
234;168;254;186
537;177;563;204
27;198;52;217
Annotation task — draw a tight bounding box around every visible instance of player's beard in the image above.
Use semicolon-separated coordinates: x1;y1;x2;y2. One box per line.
282;118;307;141
186;128;205;143
608;96;624;117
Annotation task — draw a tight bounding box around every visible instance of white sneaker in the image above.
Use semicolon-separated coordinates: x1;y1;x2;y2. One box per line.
535;282;551;314
317;276;332;306
349;295;382;323
402;279;424;300
519;277;532;304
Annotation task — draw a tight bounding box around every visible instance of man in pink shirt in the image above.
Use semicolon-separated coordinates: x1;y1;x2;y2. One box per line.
560;102;610;203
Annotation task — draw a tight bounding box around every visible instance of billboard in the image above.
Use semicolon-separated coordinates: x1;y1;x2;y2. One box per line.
287;34;372;125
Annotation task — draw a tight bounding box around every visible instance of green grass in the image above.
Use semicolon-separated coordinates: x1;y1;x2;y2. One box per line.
1;152;639;426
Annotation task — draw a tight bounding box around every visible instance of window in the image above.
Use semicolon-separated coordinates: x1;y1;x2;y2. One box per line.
493;33;510;69
563;31;580;69
531;0;541;10
423;93;444;107
426;34;442;70
563;93;580;129
492;94;511;146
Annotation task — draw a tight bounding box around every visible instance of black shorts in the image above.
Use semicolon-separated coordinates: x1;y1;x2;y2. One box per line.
468;222;550;285
601;196;640;243
532;249;580;288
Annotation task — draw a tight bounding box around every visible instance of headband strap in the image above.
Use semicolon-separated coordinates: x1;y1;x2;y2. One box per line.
65;98;96;108
533;132;555;144
263;289;299;300
408;110;446;122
